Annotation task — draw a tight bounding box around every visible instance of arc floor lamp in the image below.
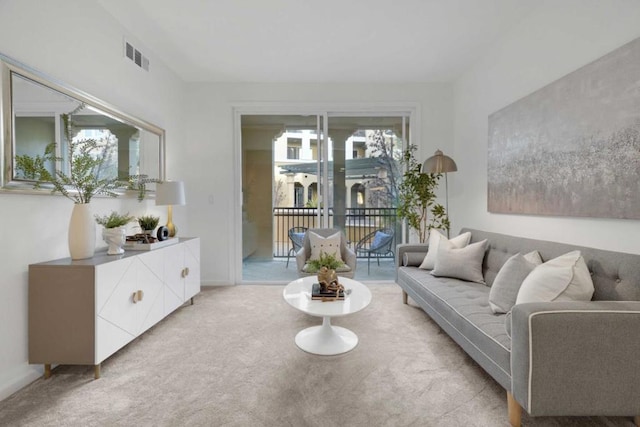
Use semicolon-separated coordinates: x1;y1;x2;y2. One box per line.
423;149;457;237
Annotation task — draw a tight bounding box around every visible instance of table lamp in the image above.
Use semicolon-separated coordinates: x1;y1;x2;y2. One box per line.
155;180;186;238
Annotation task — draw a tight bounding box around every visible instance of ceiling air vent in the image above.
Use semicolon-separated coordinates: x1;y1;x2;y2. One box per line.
124;39;150;71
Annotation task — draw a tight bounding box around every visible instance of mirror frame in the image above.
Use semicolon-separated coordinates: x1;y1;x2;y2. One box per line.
0;52;166;195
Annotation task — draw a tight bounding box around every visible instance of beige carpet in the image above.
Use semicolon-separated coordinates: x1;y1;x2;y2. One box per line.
0;285;634;427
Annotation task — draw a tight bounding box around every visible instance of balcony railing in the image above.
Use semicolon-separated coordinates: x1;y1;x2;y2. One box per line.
273;207;398;258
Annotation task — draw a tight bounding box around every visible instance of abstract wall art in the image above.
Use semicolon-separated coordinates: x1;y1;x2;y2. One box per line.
488;37;640;219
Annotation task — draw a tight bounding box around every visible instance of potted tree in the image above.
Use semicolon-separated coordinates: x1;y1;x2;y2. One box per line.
397;144;450;243
95;211;135;255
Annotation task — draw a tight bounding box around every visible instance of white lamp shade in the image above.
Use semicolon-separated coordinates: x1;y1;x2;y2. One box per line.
156;181;186;206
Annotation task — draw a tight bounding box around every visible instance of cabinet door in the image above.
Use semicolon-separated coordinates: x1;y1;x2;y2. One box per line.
137;251;166;334
95;257;138;362
163;243;185;314
184;238;201;301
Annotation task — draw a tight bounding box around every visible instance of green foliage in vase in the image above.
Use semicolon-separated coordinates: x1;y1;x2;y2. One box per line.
137;215;160;231
306;251;345;273
397;144;450;243
14;107;148;204
94;211;135;228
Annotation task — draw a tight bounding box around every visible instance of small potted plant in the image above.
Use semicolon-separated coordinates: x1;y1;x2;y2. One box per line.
95;211;135;255
137;215;160;235
306;251;345;273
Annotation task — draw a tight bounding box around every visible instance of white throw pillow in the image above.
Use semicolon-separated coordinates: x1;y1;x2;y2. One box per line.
419;230;471;270
430;239;488;283
308;231;342;261
516;250;594;304
489;251;543;314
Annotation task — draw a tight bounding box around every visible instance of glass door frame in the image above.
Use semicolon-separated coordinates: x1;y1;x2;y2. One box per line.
233;102;419;285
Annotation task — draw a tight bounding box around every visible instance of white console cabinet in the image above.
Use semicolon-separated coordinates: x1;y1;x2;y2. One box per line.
29;237;200;379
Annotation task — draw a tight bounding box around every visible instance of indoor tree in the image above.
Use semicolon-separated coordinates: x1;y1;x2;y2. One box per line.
397;144;450;243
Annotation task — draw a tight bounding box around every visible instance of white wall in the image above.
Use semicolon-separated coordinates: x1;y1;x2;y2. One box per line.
452;0;640;253
183;83;453;284
0;0;185;400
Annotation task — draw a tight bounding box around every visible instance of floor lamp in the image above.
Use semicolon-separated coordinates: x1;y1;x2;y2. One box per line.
422;149;457;238
156;180;186;238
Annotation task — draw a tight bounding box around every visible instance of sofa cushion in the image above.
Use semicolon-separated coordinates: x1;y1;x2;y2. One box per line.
398;266;511;388
431;239;488;283
489;251;542;314
403;252;426;267
516;250;595;304
419;230;471;270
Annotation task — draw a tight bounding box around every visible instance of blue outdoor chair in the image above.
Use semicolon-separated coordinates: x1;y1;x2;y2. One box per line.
355;227;395;274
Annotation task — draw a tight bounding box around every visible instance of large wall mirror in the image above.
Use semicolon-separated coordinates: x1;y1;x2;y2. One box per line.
0;53;165;195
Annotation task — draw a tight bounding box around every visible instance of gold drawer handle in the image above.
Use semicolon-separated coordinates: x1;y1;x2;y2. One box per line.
132;290;144;303
181;267;190;278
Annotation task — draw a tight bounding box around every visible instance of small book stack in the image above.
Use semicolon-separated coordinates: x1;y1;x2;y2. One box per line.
311;282;345;301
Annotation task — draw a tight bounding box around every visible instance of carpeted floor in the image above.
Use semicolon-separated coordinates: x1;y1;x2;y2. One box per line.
0;285;635;426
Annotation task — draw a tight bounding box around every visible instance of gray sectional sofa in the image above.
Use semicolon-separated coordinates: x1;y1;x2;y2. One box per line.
396;228;640;426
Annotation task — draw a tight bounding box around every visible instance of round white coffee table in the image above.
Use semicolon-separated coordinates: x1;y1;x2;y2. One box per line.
283;276;372;355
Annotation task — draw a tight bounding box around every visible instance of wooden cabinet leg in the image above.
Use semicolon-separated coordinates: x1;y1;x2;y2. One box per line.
94;364;101;379
190;297;194;305
402;290;408;304
507;391;522;427
634;416;640;426
44;364;51;379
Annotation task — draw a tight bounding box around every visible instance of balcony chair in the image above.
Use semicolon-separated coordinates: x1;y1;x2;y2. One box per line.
286;226;308;268
355;227;395;274
296;228;356;279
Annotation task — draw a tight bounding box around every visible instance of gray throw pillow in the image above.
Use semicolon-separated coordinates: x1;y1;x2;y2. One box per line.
489;251;542;314
430;239;488;283
402;252;427;267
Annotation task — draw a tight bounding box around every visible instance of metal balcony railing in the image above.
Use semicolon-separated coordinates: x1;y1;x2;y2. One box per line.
273;207;398;258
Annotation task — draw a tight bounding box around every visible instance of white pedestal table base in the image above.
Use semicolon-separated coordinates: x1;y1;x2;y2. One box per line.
294;316;358;355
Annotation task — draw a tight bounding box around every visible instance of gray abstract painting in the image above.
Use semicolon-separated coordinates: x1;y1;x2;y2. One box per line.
488;37;640;219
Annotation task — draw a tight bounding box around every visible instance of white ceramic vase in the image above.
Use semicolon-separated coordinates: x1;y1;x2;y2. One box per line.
68;203;96;260
103;227;126;255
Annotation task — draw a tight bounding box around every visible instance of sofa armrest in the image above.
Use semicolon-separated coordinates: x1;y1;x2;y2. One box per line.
396;243;429;268
510;300;640;417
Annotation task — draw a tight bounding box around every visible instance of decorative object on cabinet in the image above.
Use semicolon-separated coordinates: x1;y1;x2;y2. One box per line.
95;211;135;255
137;214;160;231
137;215;160;242
101;228;127;255
155;180;186;237
156;225;169;241
68;203;96;260
422;149;457;238
29;237;200;379
123;237;179;251
15;112;134;260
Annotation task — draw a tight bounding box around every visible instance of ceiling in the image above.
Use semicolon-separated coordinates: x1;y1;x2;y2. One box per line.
98;0;537;84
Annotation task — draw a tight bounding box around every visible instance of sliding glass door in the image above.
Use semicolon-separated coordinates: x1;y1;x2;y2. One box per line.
240;111;411;282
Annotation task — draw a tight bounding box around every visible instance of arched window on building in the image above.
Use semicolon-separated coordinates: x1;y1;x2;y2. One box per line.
351;183;366;208
307;182;317;206
294;182;304;207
